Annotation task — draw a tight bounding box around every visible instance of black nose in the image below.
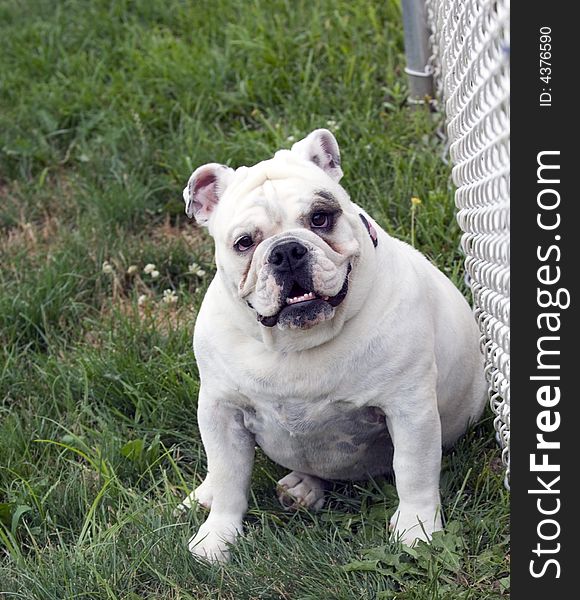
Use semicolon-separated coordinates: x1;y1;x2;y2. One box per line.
268;241;308;272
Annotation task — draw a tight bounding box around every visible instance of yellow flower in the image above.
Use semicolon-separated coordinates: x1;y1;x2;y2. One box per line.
411;196;422;206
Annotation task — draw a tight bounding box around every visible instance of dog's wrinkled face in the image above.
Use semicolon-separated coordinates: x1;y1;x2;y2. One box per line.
230;186;356;331
183;129;362;334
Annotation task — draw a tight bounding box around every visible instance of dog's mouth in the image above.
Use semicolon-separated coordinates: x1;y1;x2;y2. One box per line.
257;265;351;329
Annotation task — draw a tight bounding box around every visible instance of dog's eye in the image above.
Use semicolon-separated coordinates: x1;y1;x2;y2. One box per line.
310;212;330;228
234;235;254;252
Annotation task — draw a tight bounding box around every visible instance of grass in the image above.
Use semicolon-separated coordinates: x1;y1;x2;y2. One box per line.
0;0;509;598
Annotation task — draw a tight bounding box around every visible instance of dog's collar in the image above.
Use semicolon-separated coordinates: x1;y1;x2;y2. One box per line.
359;213;378;248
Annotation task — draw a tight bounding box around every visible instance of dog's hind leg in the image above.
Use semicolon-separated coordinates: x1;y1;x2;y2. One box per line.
277;471;329;511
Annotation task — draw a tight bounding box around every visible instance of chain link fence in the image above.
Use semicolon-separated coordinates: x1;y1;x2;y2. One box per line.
403;0;510;488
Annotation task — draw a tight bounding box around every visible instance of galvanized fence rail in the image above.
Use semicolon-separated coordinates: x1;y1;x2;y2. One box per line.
402;0;510;488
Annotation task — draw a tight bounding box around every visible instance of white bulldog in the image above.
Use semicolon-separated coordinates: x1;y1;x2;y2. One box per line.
179;129;487;563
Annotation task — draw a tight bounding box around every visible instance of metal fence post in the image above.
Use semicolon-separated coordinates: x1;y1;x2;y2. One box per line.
420;0;511;488
401;0;434;102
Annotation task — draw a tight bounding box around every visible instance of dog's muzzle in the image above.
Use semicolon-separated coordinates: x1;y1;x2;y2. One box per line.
256;240;351;329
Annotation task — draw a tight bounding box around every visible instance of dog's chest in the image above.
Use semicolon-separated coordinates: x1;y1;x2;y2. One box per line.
240;400;392;480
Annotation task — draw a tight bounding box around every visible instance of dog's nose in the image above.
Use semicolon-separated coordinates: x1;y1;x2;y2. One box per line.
268;241;308;272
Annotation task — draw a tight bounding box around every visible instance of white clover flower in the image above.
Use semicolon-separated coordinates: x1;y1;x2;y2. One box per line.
162;289;178;304
286;135;296;142
196;269;206;277
127;265;138;275
102;261;114;274
143;263;156;275
326;119;339;131
188;262;200;273
137;294;148;306
150;270;160;279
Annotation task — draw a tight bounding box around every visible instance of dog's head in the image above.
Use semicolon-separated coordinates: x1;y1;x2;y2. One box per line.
183;129;377;348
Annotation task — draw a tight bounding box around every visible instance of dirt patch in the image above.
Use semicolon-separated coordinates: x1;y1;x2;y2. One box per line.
489;456;505;476
148;213;214;264
0;173;79;254
0;216;62;254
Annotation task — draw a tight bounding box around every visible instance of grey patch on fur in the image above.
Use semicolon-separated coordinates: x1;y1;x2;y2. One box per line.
336;441;360;454
241;403;394;481
336;419;369;435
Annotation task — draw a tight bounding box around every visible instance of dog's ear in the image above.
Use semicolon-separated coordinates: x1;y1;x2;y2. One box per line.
183;163;235;225
291;129;343;182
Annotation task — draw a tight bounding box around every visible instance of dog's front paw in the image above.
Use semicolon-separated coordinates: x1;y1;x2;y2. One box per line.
175;479;214;516
188;516;242;564
390;504;442;546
